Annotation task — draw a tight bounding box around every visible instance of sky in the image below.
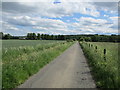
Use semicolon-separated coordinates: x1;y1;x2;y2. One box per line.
1;0;119;36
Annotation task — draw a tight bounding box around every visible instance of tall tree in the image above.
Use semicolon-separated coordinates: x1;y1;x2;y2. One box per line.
27;33;31;39
51;35;54;40
32;33;37;40
4;34;12;39
41;34;44;40
37;33;41;40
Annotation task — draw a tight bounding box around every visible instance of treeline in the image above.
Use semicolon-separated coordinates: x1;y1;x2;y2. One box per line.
0;32;120;42
0;32;19;39
26;33;65;40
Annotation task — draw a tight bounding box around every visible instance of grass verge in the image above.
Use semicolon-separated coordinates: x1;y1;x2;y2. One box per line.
2;42;74;89
80;42;119;88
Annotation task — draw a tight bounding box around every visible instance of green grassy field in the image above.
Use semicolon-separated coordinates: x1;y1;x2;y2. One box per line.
2;40;62;49
2;40;74;89
80;42;119;88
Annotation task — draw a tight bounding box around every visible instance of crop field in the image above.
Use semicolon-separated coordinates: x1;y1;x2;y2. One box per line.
80;42;119;88
2;40;62;49
2;40;74;88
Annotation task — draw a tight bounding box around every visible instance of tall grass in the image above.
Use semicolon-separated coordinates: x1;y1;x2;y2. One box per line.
2;41;74;89
80;42;119;88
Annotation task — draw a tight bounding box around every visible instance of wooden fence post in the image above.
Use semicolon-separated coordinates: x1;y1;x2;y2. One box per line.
89;44;90;47
95;46;97;52
104;49;106;61
91;44;92;47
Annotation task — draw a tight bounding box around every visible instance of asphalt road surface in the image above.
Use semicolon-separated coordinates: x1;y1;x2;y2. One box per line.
19;42;96;88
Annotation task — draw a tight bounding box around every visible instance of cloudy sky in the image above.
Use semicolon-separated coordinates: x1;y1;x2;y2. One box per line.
1;0;119;36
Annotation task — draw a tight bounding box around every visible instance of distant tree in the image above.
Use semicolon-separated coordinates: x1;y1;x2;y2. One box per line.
43;34;45;39
54;35;58;40
37;33;41;40
41;34;44;40
91;35;98;42
58;35;61;40
60;35;65;40
84;37;92;42
118;35;120;42
50;35;53;40
27;33;31;39
27;33;37;40
33;33;37;40
30;33;33;39
79;37;85;42
46;34;50;40
11;36;19;39
2;32;119;42
4;34;12;39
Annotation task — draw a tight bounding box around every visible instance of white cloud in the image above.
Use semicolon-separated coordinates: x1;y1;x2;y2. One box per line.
79;17;108;24
2;14;118;35
93;2;118;14
2;2;100;17
109;16;118;29
69;17;118;34
104;15;109;17
1;21;30;35
1;1;118;35
8;16;36;26
2;0;119;2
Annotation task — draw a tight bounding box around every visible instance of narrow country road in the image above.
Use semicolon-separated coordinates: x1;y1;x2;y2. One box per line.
19;42;96;88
